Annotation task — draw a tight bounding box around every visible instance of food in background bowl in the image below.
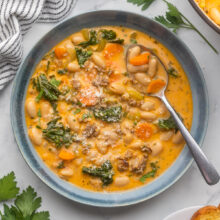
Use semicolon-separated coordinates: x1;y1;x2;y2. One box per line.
191;204;220;220
195;0;220;25
25;26;193;192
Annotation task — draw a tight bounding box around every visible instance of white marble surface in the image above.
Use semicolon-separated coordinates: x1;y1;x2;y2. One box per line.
1;0;220;219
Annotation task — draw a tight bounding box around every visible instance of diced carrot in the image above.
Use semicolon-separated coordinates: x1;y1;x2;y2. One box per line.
129;52;150;66
54;47;67;59
109;73;122;83
135;123;153;141
58;148;75;160
78;85;99;106
103;43;123;59
61;75;69;84
147;79;166;94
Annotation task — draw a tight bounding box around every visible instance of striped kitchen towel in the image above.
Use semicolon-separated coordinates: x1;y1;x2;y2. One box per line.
0;0;76;90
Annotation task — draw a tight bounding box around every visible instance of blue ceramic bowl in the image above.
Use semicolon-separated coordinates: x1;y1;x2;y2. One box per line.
11;10;208;207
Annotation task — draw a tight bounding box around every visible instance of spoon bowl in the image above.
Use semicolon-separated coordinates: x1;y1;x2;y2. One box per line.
126;44;220;185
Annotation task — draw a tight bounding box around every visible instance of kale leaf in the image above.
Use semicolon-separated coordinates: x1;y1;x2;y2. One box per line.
101;29;116;40
82;160;114;186
34;74;61;102
75;48;92;67
93;106;122;123
109;39;124;44
78;30;98;48
42;117;74;148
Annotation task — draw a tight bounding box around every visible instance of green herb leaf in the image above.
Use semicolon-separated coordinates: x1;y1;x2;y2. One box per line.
108;39;124;44
127;0;156;10
34;74;61;102
37;109;42;118
130;38;137;44
167;67;178;77
155;1;218;53
82;112;92;120
139;162;158;183
50;77;61;87
74;108;81;115
46;61;50;74
0;172;19;202
93;106;122;123
42;117;74;148
101;29;116;40
0;173;50;220
14;186;41;218
57;161;65;169
157;116;178;130
75;48;93;67
57;69;67;75
78;30;98;48
32;211;50;220
82;161;114;186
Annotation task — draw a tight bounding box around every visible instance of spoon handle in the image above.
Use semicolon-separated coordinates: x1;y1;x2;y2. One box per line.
161;96;219;185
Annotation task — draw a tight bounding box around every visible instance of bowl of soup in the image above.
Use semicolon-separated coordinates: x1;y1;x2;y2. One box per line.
189;0;220;34
11;10;208;206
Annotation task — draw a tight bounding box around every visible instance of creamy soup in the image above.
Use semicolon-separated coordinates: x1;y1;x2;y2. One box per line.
25;26;193;192
196;0;220;25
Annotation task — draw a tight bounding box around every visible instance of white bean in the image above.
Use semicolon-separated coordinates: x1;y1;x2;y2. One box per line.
92;54;106;68
129;107;139;115
134;73;151;85
156;104;167;115
172;131;184;144
40;102;53;118
128;46;141;60
60;167;73;177
26;99;37;118
65;40;75;60
67;62;80;72
130;140;143;150
123;133;133;145
109;82;125;95
148;56;157;77
66;115;80;132
210;7;220;25
71;34;84;45
114;176;130;187
160;131;174;141
140;111;156;121
96;141;108;154
29;127;42;145
127;64;148;73
141;101;155;111
150;141;163;156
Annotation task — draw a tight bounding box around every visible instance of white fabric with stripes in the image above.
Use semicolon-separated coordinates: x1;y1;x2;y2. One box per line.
0;0;76;90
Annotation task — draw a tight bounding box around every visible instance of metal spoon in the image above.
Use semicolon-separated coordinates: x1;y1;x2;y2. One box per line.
126;44;220;185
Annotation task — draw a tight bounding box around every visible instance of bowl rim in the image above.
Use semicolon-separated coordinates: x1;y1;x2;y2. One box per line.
10;10;209;207
188;0;220;34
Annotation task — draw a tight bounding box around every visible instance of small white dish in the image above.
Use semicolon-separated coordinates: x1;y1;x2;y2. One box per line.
164;206;202;220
